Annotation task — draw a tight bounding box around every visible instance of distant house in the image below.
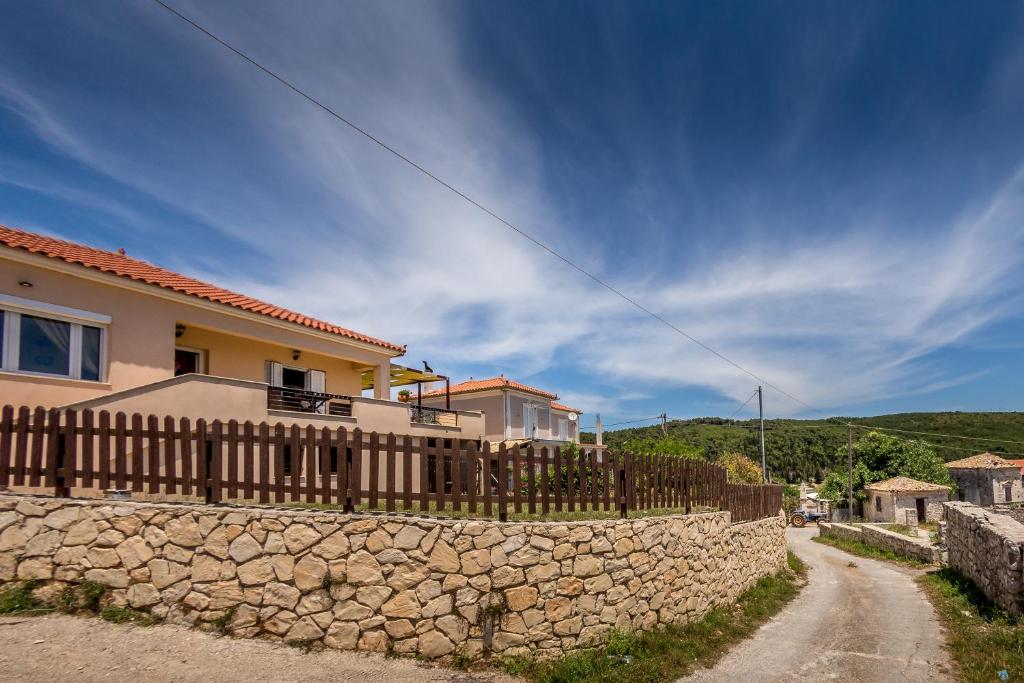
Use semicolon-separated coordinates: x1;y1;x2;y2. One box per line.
946;453;1024;507
1005;459;1024;485
415;375;592;449
863;477;950;525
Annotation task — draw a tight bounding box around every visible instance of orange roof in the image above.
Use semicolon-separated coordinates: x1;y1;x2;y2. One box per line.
422;376;558;400
551;402;583;414
945;452;1017;469
0;225;404;352
1004;459;1024;475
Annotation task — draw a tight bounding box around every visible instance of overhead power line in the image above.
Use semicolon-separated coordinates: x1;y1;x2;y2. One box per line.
727;391;759;420
604;416;665;428
848;423;1024;448
148;0;814;412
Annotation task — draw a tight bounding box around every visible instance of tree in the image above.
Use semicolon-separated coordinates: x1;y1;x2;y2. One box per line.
818;431;953;505
719;452;763;484
617;434;703;459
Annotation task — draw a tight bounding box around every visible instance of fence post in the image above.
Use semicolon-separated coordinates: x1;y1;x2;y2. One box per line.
618;453;628;519
54;430;68;497
204;436;215;504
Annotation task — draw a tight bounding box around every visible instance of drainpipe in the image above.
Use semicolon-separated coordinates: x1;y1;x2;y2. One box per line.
503;390;511;440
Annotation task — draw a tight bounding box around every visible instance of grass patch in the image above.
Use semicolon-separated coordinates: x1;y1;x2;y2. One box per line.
920;568;1024;682
100;605;160;626
211;606;236;634
884;523;919;538
812;534;926;568
504;551;805;683
56;580;108;614
0;580;46;614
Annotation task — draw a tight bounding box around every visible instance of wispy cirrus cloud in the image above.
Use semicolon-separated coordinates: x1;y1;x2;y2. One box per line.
1;1;1024;420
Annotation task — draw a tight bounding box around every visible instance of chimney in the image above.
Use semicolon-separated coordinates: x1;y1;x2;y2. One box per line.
595;414;603;447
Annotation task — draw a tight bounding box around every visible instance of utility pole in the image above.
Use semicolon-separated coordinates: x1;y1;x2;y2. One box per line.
758;386;767;483
660;412;667;436
847;422;854;522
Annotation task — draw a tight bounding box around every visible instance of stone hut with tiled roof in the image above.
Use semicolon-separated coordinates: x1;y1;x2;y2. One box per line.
863;476;951;524
946;452;1024;507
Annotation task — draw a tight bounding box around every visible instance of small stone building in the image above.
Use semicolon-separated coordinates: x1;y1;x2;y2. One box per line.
863;477;950;524
946;453;1024;507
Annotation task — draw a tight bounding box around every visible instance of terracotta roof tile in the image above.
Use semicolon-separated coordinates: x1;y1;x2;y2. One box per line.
551;402;583;414
945;452;1018;469
863;476;950;493
1005;459;1024;475
0;224;404;352
422;376;559;400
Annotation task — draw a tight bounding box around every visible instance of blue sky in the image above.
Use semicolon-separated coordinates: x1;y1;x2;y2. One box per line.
2;1;1024;427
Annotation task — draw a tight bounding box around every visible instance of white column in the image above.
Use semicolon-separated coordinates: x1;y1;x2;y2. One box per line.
374;362;390;400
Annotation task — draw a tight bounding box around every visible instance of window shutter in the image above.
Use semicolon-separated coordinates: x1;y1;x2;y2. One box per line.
308;369;326;393
308;370;326;414
265;361;283;386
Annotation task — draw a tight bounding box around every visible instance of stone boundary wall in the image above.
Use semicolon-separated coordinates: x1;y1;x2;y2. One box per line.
0;494;787;660
945;501;1024;615
818;522;941;564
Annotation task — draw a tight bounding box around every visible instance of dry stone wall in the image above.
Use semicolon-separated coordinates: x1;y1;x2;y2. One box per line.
818;522;941;564
945;501;1024;615
0;494;786;660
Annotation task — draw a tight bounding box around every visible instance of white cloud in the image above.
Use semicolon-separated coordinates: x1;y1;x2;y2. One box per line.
1;1;1023;418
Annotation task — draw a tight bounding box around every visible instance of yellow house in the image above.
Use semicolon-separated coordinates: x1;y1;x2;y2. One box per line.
0;224;483;440
416;376;591;448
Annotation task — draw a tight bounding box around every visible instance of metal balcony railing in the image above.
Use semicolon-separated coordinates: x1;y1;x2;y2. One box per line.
409;404;458;427
267;386;352;416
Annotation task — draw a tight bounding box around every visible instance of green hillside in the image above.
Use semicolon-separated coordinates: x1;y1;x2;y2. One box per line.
581;412;1024;483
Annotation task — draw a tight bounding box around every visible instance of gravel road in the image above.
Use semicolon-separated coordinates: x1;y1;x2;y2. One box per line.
681;526;953;682
0;613;518;683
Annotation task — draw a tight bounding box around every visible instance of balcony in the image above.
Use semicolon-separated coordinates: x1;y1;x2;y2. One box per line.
409;404;458;427
266;386;352;416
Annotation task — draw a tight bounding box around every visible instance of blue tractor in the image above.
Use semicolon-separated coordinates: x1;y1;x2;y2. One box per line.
788;509;829;527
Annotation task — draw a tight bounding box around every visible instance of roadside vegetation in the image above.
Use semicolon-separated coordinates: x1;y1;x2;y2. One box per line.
586;411;1024;484
920;568;1024;682
0;579;157;625
811;534;926;568
501;551;806;683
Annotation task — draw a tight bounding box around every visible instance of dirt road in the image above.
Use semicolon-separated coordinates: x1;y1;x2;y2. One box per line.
0;612;515;683
681;526;952;682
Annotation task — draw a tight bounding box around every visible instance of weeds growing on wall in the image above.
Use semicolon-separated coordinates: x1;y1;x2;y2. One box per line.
502;551;806;683
0;579;160;627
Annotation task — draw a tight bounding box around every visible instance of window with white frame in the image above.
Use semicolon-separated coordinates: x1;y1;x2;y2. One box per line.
0;295;108;382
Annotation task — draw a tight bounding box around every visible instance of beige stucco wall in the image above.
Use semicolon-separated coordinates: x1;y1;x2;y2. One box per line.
0;494;787;661
177;327;365;397
420;393;504;440
423;390;582;443
57;375;483;443
0;251;397;409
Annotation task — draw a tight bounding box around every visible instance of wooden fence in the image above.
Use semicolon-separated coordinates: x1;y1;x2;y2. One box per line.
0;406;781;523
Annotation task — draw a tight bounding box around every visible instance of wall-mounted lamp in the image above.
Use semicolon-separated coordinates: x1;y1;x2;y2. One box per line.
18;280;33;288
175;323;186;338
292;349;301;361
